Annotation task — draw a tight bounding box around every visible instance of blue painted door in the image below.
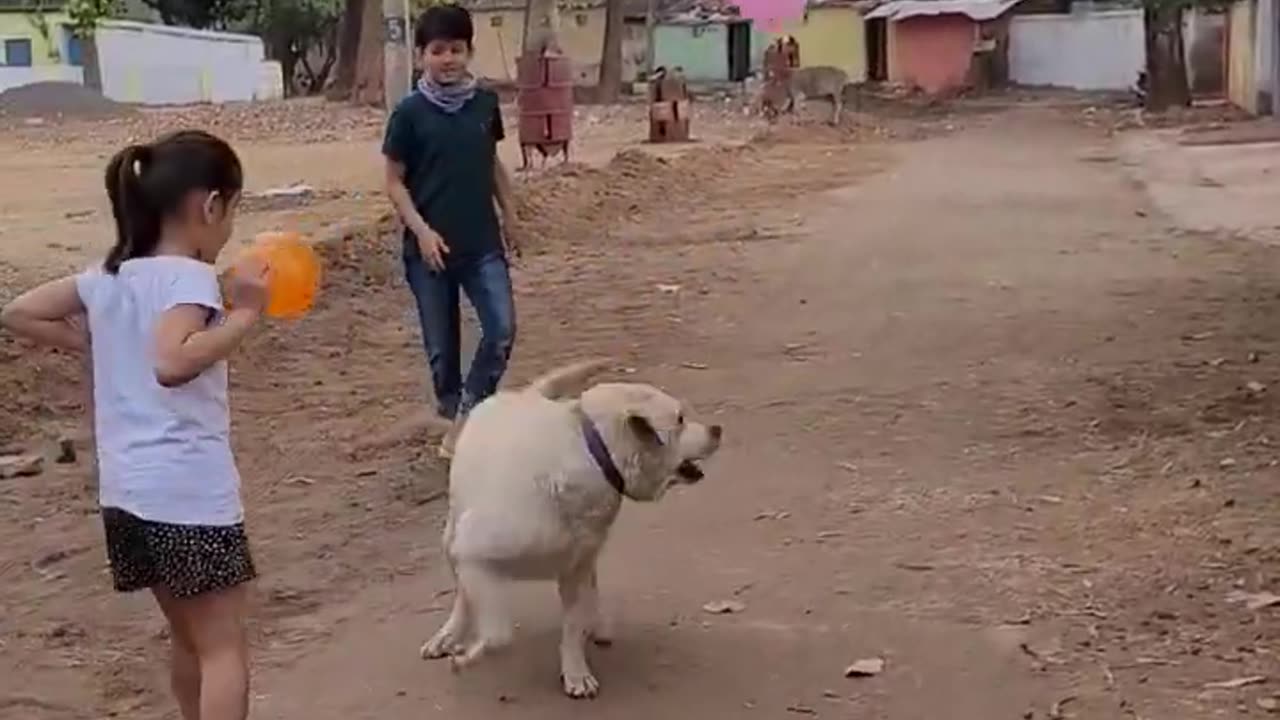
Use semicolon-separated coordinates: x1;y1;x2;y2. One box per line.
66;32;84;66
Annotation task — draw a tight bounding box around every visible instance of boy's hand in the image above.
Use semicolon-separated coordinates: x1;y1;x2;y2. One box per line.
413;224;450;271
502;217;524;261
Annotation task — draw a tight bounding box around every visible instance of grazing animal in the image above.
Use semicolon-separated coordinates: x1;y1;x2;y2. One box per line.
786;65;852;125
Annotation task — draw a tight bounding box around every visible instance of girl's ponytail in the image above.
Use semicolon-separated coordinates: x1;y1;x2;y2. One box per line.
103;143;159;274
100;131;242;274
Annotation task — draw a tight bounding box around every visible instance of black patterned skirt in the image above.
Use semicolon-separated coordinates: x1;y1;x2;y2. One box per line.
101;507;257;598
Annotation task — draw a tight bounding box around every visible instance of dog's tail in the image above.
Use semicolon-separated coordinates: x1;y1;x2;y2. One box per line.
527;358;613;399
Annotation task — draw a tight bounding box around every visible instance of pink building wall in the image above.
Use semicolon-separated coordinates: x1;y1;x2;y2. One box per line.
888;14;977;94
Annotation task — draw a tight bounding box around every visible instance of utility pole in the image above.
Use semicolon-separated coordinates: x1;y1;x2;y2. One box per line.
383;0;412;109
644;0;656;77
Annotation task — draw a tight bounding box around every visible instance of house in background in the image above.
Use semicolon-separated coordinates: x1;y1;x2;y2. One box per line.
1227;0;1256;111
1225;0;1279;114
1183;6;1225;97
866;0;1022;94
464;0;657;85
466;0;605;84
464;0;747;85
0;0;87;92
1;0;281;104
1002;1;1222;95
651;8;752;83
756;0;869;83
1006;4;1145;91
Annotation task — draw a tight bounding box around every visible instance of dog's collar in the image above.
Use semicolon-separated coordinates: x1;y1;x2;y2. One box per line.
580;414;628;497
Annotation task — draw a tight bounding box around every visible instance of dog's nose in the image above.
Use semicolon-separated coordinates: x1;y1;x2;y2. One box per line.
710;425;723;441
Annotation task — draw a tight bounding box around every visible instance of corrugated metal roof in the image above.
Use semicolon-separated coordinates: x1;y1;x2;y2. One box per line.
864;0;1022;20
458;0;731;15
460;0;864;19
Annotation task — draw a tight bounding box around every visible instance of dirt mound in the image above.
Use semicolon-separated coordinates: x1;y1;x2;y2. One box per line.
518;144;750;252
122;98;384;144
0;82;133;121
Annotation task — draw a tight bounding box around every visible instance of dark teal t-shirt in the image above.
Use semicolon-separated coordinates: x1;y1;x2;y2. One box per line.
382;88;505;265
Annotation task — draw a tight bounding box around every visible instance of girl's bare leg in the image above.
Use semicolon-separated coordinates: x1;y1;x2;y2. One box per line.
153;588;201;720
168;584;252;720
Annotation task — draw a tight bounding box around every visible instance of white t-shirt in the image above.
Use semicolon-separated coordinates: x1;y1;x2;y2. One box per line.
76;256;243;526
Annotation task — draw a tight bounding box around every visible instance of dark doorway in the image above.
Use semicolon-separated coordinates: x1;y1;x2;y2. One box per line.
866;18;887;82
727;21;751;82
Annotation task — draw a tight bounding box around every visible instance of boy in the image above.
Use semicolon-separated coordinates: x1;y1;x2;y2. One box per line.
384;4;521;457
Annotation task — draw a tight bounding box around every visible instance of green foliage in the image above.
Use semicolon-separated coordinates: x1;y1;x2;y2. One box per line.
1142;0;1230;12
67;0;119;37
249;0;343;94
412;0;460;12
142;0;250;28
24;5;59;60
251;0;340;38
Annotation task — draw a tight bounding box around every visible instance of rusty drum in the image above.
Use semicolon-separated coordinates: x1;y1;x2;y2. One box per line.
516;52;573;169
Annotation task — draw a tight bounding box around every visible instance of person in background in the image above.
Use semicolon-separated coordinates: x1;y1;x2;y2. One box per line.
383;3;522;458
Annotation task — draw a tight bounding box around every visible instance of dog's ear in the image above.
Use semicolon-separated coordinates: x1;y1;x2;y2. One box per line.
627;414;663;446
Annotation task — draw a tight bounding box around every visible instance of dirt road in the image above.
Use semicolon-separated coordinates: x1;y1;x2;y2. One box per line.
251;110;1280;718
3;104;1279;719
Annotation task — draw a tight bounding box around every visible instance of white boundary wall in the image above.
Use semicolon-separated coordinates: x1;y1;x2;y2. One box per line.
96;20;266;105
0;65;84;94
1010;10;1145;91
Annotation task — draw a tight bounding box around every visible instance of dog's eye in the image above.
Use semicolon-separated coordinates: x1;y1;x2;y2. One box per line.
677;413;684;425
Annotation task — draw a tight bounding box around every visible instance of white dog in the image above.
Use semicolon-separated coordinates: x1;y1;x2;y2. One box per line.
420;359;724;698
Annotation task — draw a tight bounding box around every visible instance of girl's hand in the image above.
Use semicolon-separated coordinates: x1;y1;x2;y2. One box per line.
0;276;88;352
227;255;269;316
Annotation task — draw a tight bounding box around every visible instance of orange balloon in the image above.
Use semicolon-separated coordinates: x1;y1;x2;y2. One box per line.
245;231;321;319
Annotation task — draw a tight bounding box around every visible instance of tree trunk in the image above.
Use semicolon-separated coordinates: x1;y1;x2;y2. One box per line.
302;35;339;96
315;37;339;94
597;0;625;100
81;33;103;92
281;53;301;97
267;34;298;97
328;0;365;100
353;0;385;106
1144;3;1190;111
644;0;656;78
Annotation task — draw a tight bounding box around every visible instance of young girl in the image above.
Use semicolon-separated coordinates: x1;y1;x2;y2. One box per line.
1;130;265;720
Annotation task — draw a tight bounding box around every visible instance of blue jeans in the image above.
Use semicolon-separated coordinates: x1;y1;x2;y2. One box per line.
403;241;516;420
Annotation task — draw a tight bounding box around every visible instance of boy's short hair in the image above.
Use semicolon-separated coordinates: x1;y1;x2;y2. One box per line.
415;4;475;49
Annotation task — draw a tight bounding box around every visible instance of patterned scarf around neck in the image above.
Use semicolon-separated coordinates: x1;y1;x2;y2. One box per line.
417;74;477;114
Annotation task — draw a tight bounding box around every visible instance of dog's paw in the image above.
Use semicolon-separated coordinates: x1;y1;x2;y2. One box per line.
562;671;600;699
420;633;459;661
448;639;489;673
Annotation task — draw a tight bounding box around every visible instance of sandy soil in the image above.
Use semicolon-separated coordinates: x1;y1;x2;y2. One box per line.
2;98;1279;720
